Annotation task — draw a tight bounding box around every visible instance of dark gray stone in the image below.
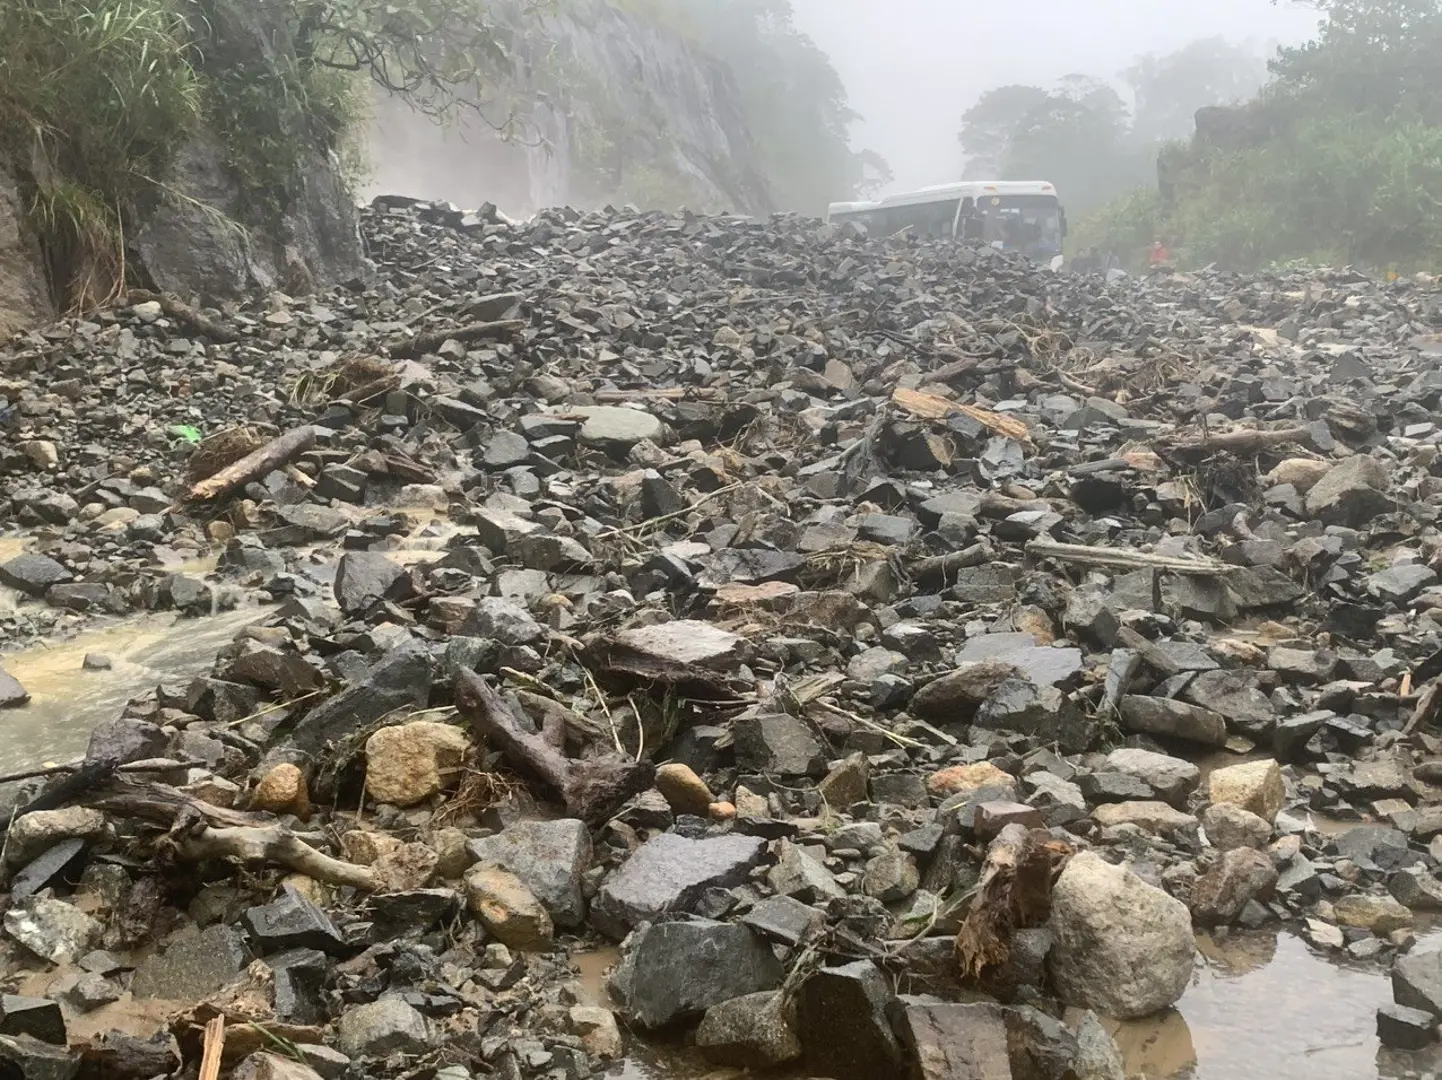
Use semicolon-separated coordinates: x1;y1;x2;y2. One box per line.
465;819;592;927
1378;1003;1437;1049
741;895;824;947
242;884;347;955
335;997;431;1057
1394;949;1442;1017
289;639;432;753
956;634;1082;688
0;668;29;708
333;552;410;615
0;555;71;597
0;998;64;1045
0;1033;78;1080
131;923;249;1001
733;713;825;776
608;921;784;1029
794;961;904;1080
592;833;767;940
1119;695;1227;746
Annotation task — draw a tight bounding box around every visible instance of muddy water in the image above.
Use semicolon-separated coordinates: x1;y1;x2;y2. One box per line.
0;606;262;772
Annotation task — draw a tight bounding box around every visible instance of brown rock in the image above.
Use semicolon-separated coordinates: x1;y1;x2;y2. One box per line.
1208;759;1286;824
927;761;1014;798
252;764;311;820
364;721;470;807
341;829;403;866
373;843;439;891
465;866;554;950
655;763;715;816
1092;801;1198;838
1191;848;1278;925
912;661;1018;722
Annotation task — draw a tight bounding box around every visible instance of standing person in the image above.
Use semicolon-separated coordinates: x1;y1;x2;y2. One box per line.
1149;239;1173;270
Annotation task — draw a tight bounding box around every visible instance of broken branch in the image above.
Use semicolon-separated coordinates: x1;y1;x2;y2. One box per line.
1026;539;1237;577
186;425;318;502
387;319;526;359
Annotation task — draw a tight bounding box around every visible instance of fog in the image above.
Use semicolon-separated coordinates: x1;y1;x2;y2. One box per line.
788;0;1324;193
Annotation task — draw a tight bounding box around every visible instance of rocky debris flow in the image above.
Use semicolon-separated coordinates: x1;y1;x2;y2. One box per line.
3;197;1442;1078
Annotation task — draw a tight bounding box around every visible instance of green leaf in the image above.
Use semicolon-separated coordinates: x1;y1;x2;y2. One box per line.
167;424;202;444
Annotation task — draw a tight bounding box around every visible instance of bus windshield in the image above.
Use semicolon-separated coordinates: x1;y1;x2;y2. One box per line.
975;195;1063;257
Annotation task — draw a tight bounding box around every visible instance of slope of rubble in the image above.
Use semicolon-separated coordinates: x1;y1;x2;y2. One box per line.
2;200;1442;1079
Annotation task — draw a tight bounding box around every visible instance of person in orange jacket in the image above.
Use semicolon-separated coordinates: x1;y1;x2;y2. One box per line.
1149;239;1173;269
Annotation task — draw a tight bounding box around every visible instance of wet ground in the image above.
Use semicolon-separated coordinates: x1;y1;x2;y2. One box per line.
0;549;1439;1079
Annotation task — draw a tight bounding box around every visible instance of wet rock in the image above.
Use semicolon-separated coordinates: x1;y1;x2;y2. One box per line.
733;713;825;776
363;721;469;807
465;819;592;927
1103;748;1201;807
3;898;100;965
0;998;64;1046
1092;801;1198;839
608;920;783;1030
0;668;29;708
1333;893;1413;934
819;753;870;809
131;923;249;1000
1048;851;1195;1019
0;1033;77;1080
1389;867;1442;910
794;960;905;1080
1191;848;1278;926
861;846;919;902
1305;456;1391;527
956;634;1082;688
1202;803;1272;851
568;1005;623;1061
768;841;846;903
911;660;1015;720
1393;949;1442;1016
464;867;553;951
1119;695;1226;746
571;406;664;449
1208;759;1286;824
592;832;766;939
6;809;106;866
333;552;411;614
741;895;825;947
289;639;432;753
696;991;802;1069
895;1001;1010;1080
242;884;347;955
336;997;432;1057
0;555;71;597
1378;1003;1437;1050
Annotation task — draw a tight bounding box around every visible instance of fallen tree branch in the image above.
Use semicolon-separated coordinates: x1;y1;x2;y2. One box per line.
909;542;994;583
454;669;654;826
387;319;526;359
1026;539;1237;577
126;289;239;343
175;823;378;891
186;425;318;502
1158;425;1318;456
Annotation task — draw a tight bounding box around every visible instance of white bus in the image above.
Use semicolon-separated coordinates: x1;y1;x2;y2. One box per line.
826;181;1067;266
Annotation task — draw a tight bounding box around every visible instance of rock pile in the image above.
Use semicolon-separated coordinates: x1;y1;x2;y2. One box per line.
3;198;1442;1076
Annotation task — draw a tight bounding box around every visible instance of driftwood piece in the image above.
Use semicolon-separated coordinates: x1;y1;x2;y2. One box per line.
1026;539;1237;577
909;542;993;583
1116;625;1186;679
199;1017;224;1080
1404;679;1442;737
454;669;655;826
171;1002;325;1067
126;289;239;343
175;823;378;891
956;825;1073;979
387;318;526;359
186;425;317;502
891;387;1032;444
1160;425;1318;456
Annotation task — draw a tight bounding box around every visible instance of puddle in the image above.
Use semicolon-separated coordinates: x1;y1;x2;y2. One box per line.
0;606;265;772
1116;927;1442;1079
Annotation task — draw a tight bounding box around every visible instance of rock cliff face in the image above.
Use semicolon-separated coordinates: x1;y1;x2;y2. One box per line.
365;0;775;217
0;161;55;337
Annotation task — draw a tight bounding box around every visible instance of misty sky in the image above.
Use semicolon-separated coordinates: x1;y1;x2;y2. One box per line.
789;0;1324;193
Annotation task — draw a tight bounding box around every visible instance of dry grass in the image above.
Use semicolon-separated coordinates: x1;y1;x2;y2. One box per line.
186;426;265;484
431;767;523;827
289;354;396;406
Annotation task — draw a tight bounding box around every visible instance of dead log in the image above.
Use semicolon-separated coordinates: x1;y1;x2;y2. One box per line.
126;289;239;343
1026;539;1236;577
454;669;655;826
174;823;378;891
0;759;119;833
186;425;317;502
909;542;993;583
956;825;1073;980
387;318;525;359
1158;425;1318;458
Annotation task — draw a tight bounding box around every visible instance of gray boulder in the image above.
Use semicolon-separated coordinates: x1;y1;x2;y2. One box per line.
465;819;592;927
592;832;767;940
608;921;783;1029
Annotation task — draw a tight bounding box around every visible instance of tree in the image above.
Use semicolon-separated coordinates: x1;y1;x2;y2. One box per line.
959;85;1053;177
1125;37;1269;143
